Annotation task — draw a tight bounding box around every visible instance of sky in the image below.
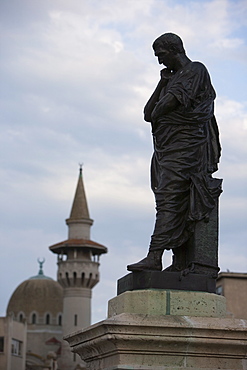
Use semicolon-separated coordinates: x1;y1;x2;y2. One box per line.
0;0;246;324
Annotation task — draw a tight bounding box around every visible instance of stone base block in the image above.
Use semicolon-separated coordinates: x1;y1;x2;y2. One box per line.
109;290;226;318
65;312;247;370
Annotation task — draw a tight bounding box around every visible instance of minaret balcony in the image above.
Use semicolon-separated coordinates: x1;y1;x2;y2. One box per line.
57;260;100;289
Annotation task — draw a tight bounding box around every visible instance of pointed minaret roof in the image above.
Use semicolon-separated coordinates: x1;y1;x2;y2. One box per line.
68;165;90;221
49;166;107;256
65;165;94;240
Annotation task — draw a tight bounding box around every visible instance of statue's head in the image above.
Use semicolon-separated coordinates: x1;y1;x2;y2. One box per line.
152;33;185;69
153;33;185;55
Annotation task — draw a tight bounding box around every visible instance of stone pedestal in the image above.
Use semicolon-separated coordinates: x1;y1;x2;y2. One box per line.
109;290;226;317
65;290;247;370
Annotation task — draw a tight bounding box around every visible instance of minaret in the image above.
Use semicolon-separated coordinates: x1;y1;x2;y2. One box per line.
49;166;107;369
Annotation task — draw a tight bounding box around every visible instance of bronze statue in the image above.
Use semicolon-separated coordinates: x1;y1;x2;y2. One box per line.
127;33;222;275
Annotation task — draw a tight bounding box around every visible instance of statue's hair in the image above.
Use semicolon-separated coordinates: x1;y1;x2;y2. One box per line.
153;33;185;54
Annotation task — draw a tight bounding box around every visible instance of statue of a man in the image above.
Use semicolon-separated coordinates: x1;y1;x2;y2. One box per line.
127;33;222;273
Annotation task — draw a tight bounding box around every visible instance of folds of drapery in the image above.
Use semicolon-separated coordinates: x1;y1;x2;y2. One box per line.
149;118;222;251
149;61;222;251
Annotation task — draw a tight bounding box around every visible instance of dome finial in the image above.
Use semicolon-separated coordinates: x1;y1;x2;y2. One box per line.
37;258;45;276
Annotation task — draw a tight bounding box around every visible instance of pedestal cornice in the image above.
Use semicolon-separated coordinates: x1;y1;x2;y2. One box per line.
65;312;247;370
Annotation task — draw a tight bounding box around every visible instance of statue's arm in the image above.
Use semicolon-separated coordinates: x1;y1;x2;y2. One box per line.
143;79;164;122
144;69;175;122
151;93;179;122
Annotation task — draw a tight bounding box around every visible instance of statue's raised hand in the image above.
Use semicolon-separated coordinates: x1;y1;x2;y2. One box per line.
160;68;173;80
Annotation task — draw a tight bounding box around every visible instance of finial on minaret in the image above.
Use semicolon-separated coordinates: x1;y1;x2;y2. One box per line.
79;163;83;177
37;258;45;276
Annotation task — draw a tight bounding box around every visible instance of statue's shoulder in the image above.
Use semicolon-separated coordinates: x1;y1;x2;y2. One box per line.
185;62;211;82
190;61;210;75
179;62;207;76
190;61;207;70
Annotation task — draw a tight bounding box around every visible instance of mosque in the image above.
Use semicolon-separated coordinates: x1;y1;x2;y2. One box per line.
0;167;107;370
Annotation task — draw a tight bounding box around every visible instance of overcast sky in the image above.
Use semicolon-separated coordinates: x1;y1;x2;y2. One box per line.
1;0;246;324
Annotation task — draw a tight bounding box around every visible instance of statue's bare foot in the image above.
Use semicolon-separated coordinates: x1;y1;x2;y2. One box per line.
127;250;163;272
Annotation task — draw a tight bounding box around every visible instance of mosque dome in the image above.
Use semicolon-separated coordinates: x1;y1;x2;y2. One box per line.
6;259;63;325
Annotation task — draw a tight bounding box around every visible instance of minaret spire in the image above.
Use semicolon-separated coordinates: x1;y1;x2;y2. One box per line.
66;165;93;239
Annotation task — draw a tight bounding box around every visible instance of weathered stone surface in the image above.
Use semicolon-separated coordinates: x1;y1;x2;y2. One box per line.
65;312;247;370
109;290;227;318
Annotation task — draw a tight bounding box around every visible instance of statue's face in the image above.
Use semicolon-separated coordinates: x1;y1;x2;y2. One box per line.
153;41;174;70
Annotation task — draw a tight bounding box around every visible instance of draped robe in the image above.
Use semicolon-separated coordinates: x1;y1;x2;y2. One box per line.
149;62;222;251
